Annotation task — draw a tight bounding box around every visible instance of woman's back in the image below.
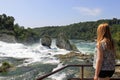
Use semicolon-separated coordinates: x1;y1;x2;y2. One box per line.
100;41;116;70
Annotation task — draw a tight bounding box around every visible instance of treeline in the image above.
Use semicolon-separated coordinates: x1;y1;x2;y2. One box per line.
0;14;39;43
33;18;120;40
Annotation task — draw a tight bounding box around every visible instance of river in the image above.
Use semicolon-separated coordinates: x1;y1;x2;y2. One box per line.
0;39;96;80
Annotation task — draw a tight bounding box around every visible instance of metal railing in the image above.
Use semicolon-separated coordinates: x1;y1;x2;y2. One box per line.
36;64;120;80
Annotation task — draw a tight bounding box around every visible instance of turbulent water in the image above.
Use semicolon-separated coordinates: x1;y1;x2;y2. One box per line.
0;39;95;80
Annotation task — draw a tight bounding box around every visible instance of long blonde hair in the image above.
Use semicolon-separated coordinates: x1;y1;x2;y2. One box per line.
97;23;114;50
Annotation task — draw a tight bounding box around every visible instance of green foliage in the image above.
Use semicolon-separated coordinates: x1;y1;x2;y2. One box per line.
114;32;120;59
0;61;12;72
33;27;61;38
13;24;39;43
0;14;14;31
32;19;119;40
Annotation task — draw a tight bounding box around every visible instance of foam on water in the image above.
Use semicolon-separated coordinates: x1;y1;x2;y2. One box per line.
49;63;67;80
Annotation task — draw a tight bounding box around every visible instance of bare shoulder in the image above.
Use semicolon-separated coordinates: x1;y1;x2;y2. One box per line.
96;43;101;49
101;39;106;43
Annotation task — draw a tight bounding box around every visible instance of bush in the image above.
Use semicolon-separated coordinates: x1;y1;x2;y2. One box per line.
0;61;12;72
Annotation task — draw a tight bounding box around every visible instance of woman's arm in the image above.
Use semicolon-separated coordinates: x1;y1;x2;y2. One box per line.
94;44;103;80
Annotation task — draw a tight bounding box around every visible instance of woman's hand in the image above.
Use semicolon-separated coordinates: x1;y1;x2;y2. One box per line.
94;76;98;80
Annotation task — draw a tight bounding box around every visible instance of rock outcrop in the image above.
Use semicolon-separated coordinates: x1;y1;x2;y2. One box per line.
0;34;16;43
56;33;78;51
41;35;52;48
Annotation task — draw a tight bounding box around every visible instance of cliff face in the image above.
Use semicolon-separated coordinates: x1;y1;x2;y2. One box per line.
0;34;16;43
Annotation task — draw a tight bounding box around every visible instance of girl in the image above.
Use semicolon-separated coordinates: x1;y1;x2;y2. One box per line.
93;23;116;80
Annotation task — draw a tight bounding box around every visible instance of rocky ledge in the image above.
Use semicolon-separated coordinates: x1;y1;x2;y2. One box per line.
55;51;93;64
0;34;16;43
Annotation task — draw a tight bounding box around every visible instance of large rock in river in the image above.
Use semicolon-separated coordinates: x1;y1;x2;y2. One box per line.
41;35;52;48
56;33;78;51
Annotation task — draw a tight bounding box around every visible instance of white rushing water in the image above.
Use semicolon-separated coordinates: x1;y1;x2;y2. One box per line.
0;40;95;63
0;40;70;65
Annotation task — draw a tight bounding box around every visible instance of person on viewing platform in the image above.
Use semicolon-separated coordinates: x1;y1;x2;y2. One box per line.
93;23;116;80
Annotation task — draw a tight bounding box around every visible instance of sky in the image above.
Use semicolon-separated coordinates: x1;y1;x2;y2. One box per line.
0;0;120;28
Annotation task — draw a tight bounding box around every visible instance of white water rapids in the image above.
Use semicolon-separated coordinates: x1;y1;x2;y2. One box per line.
0;40;70;64
0;40;95;80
